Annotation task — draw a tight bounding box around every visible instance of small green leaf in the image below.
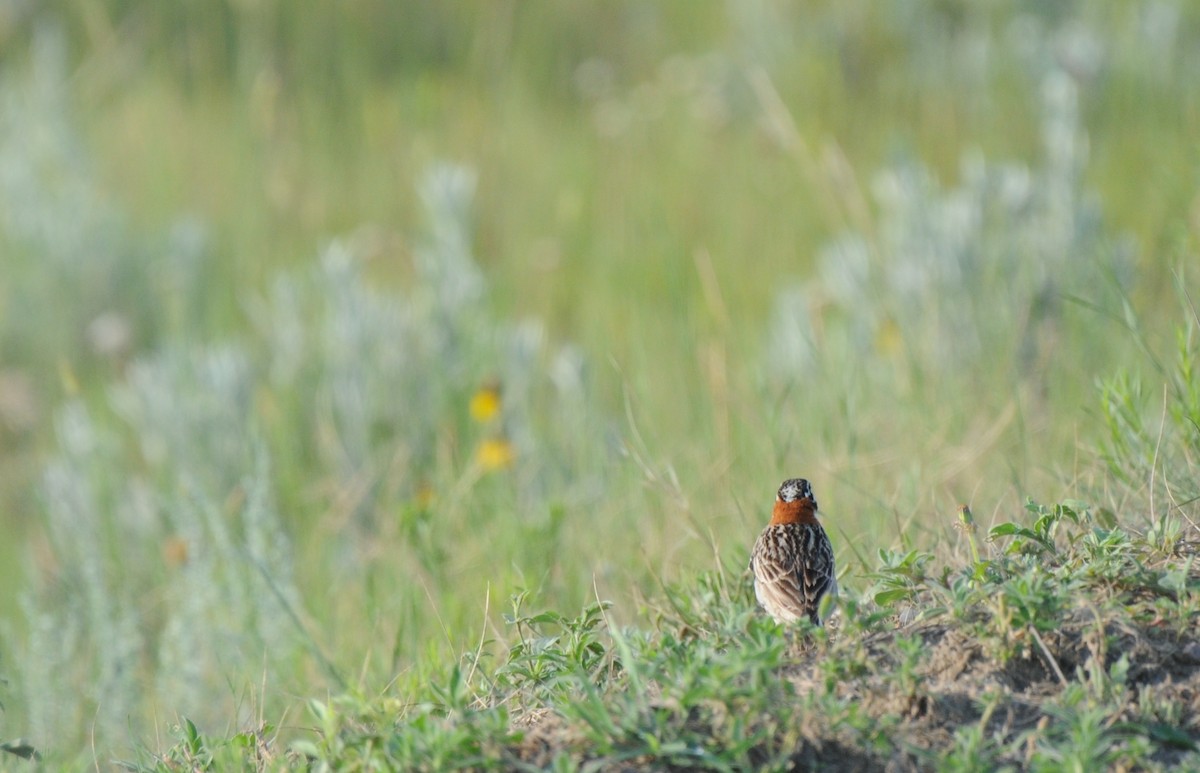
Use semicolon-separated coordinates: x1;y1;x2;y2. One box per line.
1143;722;1198;750
290;739;322;758
817;592;837;621
308;698;330;722
874;588;912;606
183;718;203;754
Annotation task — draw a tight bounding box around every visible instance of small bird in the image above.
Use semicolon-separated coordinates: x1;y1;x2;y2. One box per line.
750;478;837;626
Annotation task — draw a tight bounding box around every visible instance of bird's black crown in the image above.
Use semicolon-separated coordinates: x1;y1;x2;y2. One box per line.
777;478;816;508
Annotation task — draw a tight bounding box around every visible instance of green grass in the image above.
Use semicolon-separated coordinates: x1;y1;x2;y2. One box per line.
112;496;1200;771
1;2;1199;768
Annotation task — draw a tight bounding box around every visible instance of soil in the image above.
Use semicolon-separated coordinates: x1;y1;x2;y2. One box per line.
509;607;1200;771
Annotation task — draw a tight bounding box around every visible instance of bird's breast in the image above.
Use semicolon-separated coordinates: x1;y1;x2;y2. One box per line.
769;498;819;526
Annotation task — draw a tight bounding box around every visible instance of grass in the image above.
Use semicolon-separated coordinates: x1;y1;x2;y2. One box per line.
1;1;1199;769
112;495;1200;771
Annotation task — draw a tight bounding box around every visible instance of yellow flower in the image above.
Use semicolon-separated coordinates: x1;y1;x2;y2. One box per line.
476;437;516;471
414;482;436;508
874;317;903;356
469;381;503;422
58;358;80;396
162;536;189;568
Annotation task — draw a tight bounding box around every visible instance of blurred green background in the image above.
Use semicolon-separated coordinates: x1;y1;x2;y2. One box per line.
1;0;1198;762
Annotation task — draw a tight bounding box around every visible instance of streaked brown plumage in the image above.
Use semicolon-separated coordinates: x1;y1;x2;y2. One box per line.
749;478;837;625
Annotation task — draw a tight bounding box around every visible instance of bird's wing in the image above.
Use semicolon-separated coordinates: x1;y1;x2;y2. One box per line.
799;531;836;616
751;532;811;619
752;524;836;622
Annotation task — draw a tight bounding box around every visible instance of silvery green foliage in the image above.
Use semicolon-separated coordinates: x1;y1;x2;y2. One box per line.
251;164;607;533
18;349;302;755
767;63;1127;385
0;28;128;365
0;29;119;268
11;156;609;759
415;164;485;319
0;27;209;372
111;347;256;489
0;37;589;754
252;176;492;494
15;594;83;751
31;404;142;747
155;444;299;727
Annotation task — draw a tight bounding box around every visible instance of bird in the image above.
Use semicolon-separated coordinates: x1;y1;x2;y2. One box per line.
749;478;837;626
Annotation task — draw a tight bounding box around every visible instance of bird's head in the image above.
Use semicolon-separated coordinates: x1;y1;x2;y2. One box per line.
771;478;819;525
776;478;817;509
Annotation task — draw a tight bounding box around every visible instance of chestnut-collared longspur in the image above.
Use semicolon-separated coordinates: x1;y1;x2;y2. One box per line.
749;478;837;626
